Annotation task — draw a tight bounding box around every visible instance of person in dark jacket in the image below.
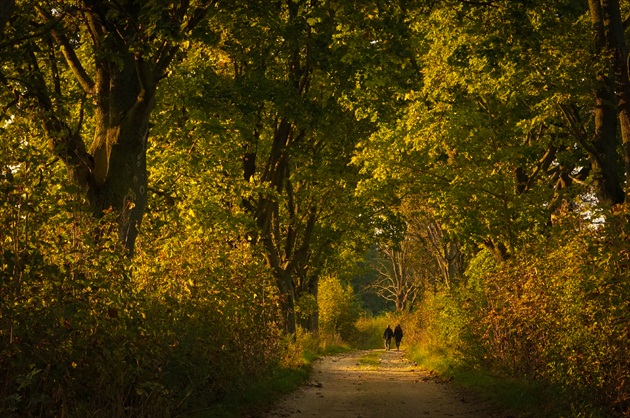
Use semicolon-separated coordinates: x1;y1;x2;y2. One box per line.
383;325;394;351
393;324;403;350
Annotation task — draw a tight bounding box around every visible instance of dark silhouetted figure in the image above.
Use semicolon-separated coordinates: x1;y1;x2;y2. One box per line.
394;324;403;350
383;325;394;350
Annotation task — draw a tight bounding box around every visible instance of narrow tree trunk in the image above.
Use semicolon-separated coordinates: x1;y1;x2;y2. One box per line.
304;283;319;332
483;238;509;262
275;267;298;334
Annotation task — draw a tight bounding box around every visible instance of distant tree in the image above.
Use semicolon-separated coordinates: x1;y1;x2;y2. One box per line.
404;200;464;289
371;237;427;312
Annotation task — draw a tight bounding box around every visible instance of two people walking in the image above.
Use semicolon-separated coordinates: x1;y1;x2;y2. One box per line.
383;324;403;351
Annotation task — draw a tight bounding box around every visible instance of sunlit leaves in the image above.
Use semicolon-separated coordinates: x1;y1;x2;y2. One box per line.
318;275;362;340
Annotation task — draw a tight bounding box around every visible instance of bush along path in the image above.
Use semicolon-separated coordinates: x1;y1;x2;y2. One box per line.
264;349;510;418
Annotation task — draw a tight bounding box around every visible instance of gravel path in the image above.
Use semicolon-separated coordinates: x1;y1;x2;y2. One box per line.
265;349;509;418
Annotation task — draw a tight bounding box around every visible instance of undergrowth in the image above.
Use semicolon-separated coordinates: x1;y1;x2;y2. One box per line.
407;343;611;418
193;331;350;418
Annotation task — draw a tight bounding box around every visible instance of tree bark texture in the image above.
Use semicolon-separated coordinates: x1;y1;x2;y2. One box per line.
244;119;317;334
600;0;630;204
587;0;627;205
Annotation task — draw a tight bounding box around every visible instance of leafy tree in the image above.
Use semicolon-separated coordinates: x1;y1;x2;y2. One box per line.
158;0;421;333
352;2;630;413
353;0;630;260
1;0;215;254
318;274;363;341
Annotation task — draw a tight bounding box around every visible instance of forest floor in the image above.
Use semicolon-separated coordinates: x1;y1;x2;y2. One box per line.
263;349;515;418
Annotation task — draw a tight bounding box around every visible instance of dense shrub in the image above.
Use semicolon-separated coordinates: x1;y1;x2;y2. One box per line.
414;209;630;416
0;153;283;417
480;209;629;415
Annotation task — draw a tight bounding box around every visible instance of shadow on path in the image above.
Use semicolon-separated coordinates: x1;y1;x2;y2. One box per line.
264;349;508;418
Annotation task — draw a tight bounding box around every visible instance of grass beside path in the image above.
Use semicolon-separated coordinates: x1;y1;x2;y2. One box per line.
187;343;350;418
186;365;310;418
407;345;612;418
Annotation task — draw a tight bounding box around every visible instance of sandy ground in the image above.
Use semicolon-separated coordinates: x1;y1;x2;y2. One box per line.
265;349;510;418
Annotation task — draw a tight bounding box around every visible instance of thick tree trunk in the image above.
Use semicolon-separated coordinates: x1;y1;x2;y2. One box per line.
90;117;152;255
601;0;630;204
588;0;626;205
8;2;209;255
27;3;180;256
88;49;155;254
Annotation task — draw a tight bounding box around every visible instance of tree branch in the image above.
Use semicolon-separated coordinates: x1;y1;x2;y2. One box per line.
558;103;599;156
26;50;93;189
35;6;96;94
459;0;499;7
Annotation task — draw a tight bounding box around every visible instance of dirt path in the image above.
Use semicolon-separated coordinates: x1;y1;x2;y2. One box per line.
265;349;508;418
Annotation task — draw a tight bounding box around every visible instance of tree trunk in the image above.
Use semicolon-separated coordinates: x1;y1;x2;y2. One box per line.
588;0;626;205
237;0;317;334
88;49;155;255
601;0;630;204
298;275;319;332
14;2;196;256
15;1;210;255
90;115;152;255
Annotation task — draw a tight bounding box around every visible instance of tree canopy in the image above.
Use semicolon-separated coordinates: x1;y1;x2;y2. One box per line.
1;1;629;416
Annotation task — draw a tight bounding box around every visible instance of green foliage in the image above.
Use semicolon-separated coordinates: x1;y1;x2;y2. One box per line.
353;315;391;350
0;195;284;417
0;108;284;417
199;365;311;418
414;289;481;370
410;211;630;416
195;331;322;418
351;3;630;415
477;211;629;414
3;1;630;417
318;275;363;342
0;147;142;415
